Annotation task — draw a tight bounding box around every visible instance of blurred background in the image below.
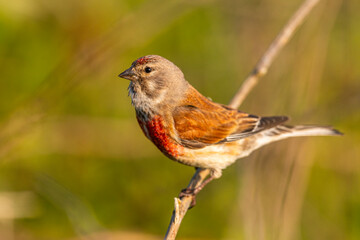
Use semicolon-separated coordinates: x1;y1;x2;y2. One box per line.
0;0;358;239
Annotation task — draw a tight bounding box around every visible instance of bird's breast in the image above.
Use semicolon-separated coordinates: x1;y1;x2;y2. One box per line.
136;115;184;159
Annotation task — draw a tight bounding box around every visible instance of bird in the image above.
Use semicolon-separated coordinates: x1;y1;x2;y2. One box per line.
119;55;342;200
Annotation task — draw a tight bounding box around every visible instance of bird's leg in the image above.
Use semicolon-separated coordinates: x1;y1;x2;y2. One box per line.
179;174;215;208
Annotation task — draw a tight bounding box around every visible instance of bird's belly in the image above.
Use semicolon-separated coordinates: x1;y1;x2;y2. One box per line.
178;141;248;170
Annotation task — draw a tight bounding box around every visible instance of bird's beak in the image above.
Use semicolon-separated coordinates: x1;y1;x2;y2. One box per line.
118;67;136;81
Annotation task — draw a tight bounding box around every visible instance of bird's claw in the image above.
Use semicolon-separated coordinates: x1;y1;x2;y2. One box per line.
179;188;198;209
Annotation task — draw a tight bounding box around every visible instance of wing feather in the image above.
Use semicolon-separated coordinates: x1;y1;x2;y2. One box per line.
224;116;289;141
172;86;288;149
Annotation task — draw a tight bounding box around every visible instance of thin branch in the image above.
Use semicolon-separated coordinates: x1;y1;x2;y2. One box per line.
228;0;321;109
164;168;211;240
164;0;321;239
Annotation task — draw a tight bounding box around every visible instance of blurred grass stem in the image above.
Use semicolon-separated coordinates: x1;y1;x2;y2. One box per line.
229;0;321;109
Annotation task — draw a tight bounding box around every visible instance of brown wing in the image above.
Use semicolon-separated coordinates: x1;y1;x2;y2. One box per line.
172;86;288;149
173;105;251;148
173;106;289;149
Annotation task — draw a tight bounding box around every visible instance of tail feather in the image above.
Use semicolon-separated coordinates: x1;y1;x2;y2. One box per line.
252;125;343;151
265;125;343;138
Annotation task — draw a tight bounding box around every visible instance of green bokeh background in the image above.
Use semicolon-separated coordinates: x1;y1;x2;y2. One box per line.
0;0;359;239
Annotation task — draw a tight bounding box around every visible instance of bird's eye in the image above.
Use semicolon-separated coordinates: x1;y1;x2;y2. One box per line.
144;67;152;73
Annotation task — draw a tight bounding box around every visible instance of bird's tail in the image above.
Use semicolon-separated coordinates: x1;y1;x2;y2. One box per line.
266;124;342;137
253;124;342;150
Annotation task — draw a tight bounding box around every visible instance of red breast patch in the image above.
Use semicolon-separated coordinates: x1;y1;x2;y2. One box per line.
137;115;184;158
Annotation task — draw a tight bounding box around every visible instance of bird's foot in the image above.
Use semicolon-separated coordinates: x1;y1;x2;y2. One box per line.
178;187;199;209
178;175;215;208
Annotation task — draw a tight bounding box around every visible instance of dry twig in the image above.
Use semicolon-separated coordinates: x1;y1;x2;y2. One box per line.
229;0;321;109
165;168;211;240
164;0;321;239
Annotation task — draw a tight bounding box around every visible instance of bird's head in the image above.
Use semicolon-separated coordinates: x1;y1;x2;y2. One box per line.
119;55;189;112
